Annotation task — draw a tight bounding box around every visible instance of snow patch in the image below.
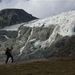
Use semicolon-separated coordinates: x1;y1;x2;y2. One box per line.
1;23;24;31
30;47;34;52
3;35;10;39
18;46;25;56
34;40;44;48
19;28;34;56
29;39;36;42
17;30;21;38
41;25;60;48
19;41;23;44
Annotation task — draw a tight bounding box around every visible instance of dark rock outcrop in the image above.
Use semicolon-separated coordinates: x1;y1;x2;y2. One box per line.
0;9;37;28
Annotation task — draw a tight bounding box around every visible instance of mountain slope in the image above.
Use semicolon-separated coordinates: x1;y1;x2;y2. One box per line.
0;10;75;62
0;9;37;28
0;57;75;75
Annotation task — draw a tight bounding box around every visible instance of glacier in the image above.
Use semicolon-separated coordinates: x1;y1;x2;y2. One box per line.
24;11;75;36
1;10;75;58
23;10;75;48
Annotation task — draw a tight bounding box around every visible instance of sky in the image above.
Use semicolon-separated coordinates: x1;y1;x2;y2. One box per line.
0;0;75;18
0;0;1;2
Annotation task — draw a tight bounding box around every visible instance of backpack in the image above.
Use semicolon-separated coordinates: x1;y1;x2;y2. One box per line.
5;48;10;55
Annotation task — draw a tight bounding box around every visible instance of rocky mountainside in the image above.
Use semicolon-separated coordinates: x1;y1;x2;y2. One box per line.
0;9;37;28
0;10;75;63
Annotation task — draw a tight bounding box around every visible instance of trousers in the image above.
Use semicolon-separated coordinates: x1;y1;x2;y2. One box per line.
6;54;13;63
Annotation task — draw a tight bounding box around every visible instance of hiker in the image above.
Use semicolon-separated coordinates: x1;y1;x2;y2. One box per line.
5;47;13;63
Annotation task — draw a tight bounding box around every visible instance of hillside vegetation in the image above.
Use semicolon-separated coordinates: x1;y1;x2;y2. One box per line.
0;57;75;75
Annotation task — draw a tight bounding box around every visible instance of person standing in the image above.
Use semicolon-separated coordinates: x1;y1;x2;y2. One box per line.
5;47;13;63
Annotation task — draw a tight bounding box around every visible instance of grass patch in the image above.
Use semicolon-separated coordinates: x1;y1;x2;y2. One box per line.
0;58;75;75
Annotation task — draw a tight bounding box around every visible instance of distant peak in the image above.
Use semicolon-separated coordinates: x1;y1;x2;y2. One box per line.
0;8;37;28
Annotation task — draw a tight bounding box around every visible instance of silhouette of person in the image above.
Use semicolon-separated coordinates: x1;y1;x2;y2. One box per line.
5;47;13;63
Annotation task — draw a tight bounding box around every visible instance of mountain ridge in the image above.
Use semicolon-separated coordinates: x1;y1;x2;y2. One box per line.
0;8;37;28
0;10;75;63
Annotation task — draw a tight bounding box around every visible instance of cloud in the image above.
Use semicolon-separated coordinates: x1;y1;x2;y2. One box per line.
0;0;75;18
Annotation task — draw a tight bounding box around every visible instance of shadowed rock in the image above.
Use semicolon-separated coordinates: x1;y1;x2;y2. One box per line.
0;9;37;28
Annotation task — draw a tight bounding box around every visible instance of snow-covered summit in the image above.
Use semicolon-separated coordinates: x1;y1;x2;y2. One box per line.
24;10;75;36
2;10;75;37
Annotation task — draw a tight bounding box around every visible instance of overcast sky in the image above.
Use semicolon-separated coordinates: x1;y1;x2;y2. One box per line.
0;0;75;18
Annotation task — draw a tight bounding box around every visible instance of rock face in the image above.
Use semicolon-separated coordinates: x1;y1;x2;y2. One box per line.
0;9;37;28
0;10;75;63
